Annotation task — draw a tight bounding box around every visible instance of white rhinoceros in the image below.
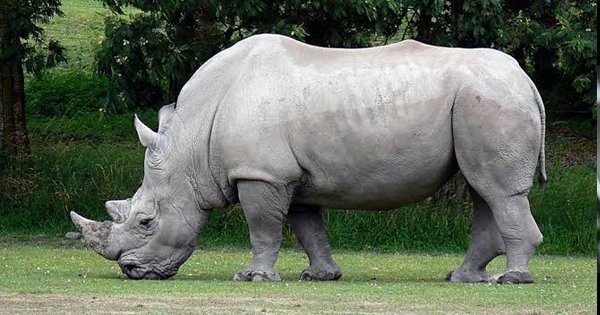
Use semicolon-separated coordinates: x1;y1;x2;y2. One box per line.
71;34;546;284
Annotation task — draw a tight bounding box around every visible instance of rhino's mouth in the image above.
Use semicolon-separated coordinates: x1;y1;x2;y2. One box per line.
118;260;174;280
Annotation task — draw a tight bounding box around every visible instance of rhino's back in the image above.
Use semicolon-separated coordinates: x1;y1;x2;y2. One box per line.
212;35;523;210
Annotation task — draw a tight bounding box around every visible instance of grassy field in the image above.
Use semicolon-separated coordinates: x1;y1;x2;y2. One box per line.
0;239;595;314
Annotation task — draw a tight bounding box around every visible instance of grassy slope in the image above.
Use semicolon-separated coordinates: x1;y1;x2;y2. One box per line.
43;0;109;72
43;0;138;72
0;241;595;314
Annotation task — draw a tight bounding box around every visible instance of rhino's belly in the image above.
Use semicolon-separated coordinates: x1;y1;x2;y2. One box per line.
294;146;457;210
290;101;456;210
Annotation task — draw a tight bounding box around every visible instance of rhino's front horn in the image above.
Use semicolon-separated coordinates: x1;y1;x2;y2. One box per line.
70;211;119;261
134;114;157;148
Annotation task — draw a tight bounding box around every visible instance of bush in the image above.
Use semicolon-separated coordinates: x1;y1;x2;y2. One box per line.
26;71;108;117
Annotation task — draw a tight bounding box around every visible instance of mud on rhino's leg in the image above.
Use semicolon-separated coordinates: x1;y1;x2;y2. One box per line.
233;180;293;282
447;188;505;283
288;204;341;281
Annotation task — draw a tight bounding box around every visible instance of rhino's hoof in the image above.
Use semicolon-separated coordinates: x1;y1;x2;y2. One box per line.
251;270;281;282
494;271;534;284
445;270;453;281
233;270;280;282
445;269;488;283
299;267;342;281
233;271;252;281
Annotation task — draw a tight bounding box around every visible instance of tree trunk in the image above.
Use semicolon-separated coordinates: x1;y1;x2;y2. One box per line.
0;0;30;158
451;0;466;46
415;10;432;44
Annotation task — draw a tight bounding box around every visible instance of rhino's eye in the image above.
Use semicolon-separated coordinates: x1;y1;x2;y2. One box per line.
139;218;153;227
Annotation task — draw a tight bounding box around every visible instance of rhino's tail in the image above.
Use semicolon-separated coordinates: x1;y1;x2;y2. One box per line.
527;76;548;189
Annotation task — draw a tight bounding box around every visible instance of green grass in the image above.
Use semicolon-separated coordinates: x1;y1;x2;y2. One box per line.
0;241;595;314
27;108;157;142
0;112;156;234
26;71;109;117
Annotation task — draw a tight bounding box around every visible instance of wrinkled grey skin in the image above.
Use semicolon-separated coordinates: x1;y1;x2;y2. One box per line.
72;34;547;284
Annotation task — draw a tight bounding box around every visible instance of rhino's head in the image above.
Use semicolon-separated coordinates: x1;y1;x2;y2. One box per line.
71;105;211;280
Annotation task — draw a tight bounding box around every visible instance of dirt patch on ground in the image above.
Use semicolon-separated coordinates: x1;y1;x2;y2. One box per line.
0;236;86;249
0;291;579;315
0;292;398;314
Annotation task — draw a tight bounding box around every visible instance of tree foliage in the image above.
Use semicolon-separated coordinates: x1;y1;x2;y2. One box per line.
96;0;410;109
0;0;66;76
96;0;597;116
497;1;596;114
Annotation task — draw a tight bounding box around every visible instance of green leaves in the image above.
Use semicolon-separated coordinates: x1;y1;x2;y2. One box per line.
96;14;169;110
572;75;591;94
526;0;597;113
93;0;596;115
94;0;411;110
22;39;66;76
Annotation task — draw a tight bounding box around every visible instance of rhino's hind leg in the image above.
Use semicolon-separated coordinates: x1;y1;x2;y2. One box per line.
447;188;505;283
484;195;541;284
453;89;544;284
288;204;342;281
233;180;294;282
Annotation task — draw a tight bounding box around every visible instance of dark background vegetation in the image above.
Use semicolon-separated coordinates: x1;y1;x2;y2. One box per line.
0;0;596;255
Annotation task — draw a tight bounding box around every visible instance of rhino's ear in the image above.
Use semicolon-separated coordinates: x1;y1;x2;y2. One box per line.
158;103;175;133
134;114;157;148
105;199;131;223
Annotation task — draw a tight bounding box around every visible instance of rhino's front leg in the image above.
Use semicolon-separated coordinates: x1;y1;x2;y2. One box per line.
288;204;341;281
233;180;293;282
